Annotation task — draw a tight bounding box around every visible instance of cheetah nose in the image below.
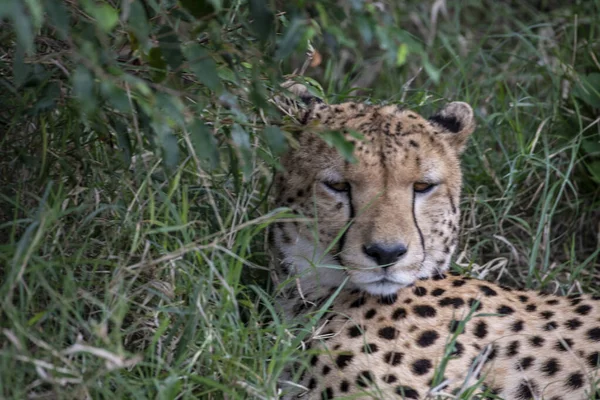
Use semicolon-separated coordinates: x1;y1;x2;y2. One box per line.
363;243;408;268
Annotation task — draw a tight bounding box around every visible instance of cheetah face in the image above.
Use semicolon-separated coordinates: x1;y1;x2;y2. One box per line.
272;89;475;296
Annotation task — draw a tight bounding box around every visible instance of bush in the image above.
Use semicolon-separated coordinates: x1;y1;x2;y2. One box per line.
0;0;599;398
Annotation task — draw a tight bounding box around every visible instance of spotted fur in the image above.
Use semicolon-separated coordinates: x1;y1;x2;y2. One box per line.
270;83;600;399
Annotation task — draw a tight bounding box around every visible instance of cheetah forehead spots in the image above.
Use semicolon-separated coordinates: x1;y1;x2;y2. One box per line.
273;96;476;297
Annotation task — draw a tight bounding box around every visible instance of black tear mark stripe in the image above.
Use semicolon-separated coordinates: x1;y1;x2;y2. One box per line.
337;164;355;256
447;188;456;214
412;191;426;259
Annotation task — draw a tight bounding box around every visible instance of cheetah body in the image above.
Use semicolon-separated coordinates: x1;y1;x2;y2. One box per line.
270;83;600;399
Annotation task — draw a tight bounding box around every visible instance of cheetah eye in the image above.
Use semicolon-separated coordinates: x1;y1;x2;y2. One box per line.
324;181;350;193
413;182;436;194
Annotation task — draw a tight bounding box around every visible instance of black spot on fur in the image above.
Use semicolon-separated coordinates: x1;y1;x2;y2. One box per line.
543;321;558;331
310;355;319;366
479;285;497;296
497;305;514;315
356;371;374;387
439;297;464;308
395;386;419;399
515;380;538;399
517;356;534;370
348;325;364;338
384;351;404;366
322;365;331;375
362;343;378;354
518;295;529;303
339;380;349;392
413;286;427;296
392;308;407;320
453;279;467;287
432;272;446;280
587;352;600;368
555;338;573;352
350;296;366;308
411;359;432;375
511;320;524;332
565;372;584;389
546;299;559;305
507;340;520;356
335;354;354;369
451;341;464;357
525;304;537;312
417;330;439;347
321;387;333;400
364;308;376;319
431;288;445;296
468;298;482;311
541;358;561;376
474;321;488;338
587;327;600;341
383;374;397;384
530;336;545;347
575;304;592;315
413;305;436;318
565;318;583;330
308;378;317;389
449;319;464;333
378;326;399;340
540;311;554;319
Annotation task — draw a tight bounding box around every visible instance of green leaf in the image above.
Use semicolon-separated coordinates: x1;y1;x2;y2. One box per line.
72;66;96;115
423;57;440;84
31;81;60;114
189;120;219;168
585;160;600;184
153;122;180;169
128;0;150;48
23;0;43;30
582;139;600;156
147;47;168;82
320;130;356;163
0;0;34;53
100;82;131;113
230;124;253;178
262;126;287;155
396;43;408;66
183;43;222;92
573;73;600;108
158;25;184;70
44;0;70;39
179;0;215;19
248;0;274;43
155;93;185;126
112;119;132;165
275;18;305;60
83;1;119;33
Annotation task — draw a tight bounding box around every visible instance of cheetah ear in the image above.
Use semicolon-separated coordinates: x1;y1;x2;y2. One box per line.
273;81;324;124
429;102;475;153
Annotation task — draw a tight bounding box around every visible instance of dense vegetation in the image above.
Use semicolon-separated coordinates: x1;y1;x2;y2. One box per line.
1;0;599;398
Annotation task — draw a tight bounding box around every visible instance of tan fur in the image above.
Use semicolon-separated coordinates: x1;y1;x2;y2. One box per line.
287;275;600;399
270;85;600;399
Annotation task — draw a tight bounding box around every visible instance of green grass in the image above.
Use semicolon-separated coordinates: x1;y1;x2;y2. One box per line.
1;0;600;399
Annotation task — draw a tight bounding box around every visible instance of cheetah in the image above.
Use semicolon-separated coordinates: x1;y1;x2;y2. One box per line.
270;82;600;399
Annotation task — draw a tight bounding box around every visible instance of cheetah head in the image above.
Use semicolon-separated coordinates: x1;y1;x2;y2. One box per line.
271;83;475;297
